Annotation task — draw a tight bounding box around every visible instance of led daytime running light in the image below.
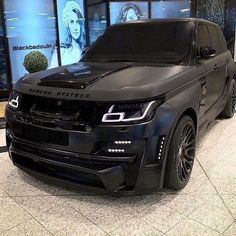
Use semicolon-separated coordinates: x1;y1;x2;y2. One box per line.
102;101;155;123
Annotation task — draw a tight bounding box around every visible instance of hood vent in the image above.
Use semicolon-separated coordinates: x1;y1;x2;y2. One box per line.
36;64;133;90
28;88;90;99
29;88;52;95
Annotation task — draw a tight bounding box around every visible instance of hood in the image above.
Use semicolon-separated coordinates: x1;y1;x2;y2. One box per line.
17;62;193;101
22;63;132;89
22;62;133;89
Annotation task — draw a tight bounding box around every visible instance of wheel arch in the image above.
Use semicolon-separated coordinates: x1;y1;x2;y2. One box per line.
160;106;198;189
181;108;198;132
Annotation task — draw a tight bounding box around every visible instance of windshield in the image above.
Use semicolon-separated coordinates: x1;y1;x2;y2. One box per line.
82;21;194;65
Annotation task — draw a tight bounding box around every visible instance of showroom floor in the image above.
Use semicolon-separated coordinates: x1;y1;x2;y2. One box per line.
0;116;236;236
0;102;7;117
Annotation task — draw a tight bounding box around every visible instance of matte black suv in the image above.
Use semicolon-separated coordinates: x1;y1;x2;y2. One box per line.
5;19;236;195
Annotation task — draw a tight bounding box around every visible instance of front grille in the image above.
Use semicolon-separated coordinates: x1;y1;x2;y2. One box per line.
13;123;69;146
19;94;108;128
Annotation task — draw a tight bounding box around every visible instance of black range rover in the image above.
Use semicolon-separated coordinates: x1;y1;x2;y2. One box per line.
6;19;236;194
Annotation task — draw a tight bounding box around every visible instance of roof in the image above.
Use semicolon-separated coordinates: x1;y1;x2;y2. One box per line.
111;18;219;28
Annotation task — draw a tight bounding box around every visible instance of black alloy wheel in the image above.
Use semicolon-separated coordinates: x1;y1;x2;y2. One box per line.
231;80;236;114
165;115;196;190
176;121;195;184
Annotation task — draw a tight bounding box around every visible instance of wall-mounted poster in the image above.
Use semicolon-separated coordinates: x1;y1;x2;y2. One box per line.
110;2;148;25
0;10;8;90
88;3;107;45
151;0;190;19
235;27;236;62
56;0;86;66
4;0;58;85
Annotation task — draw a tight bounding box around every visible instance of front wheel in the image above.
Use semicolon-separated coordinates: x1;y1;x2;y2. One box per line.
220;79;236;118
164;116;196;190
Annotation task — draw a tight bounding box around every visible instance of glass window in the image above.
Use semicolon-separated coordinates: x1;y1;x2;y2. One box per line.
224;0;236;57
151;0;190;19
88;3;107;45
196;0;225;28
216;27;228;52
208;25;221;55
0;10;9;90
4;0;58;85
109;2;148;25
197;24;210;54
82;21;194;65
56;0;86;66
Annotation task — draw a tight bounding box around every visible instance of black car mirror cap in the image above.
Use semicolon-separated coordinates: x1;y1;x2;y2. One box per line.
199;46;216;59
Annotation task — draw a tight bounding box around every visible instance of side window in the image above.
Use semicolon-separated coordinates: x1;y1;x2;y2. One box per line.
197;24;210;55
216;27;228;52
207;25;222;55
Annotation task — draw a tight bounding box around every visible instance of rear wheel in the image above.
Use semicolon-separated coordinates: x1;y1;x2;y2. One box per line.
164;116;196;190
220;79;236;118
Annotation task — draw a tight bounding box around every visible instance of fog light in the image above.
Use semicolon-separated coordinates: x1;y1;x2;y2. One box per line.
114;141;132;145
108;149;125;153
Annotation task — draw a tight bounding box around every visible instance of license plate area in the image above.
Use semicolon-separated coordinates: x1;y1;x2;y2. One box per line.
14;124;69;146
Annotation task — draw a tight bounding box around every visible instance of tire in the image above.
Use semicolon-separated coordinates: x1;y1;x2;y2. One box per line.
220;79;236;118
164;115;196;190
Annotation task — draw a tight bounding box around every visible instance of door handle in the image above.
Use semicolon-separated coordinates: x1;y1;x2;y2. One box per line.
214;64;219;70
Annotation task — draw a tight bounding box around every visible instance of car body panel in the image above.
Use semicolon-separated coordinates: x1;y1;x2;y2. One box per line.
5;18;236;195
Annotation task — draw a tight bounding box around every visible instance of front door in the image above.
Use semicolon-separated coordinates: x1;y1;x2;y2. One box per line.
197;23;218;113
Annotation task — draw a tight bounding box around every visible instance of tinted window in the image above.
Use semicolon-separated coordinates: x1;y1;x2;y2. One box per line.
207;25;221;55
197;24;210;54
82;21;194;65
216;27;228;52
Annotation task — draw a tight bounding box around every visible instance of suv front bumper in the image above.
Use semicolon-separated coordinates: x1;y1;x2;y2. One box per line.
5;105;177;195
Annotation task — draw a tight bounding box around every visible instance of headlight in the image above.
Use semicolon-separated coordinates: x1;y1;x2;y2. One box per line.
102;100;163;123
8;91;21;109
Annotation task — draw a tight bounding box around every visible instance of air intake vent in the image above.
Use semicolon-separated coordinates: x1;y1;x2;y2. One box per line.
29;88;52;95
28;88;90;99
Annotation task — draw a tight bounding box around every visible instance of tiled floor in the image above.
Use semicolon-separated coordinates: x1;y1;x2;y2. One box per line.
0;101;7;117
0;116;236;236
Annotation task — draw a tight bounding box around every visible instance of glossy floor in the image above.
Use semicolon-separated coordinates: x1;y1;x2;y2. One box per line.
0;101;7;118
0;116;236;236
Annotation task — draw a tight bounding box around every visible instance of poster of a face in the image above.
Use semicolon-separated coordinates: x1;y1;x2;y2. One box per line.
0;13;8;90
56;0;86;66
151;0;190;19
88;3;107;45
4;0;58;84
110;2;148;25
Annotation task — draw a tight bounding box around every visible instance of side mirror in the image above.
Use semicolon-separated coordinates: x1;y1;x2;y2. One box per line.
199;46;216;59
